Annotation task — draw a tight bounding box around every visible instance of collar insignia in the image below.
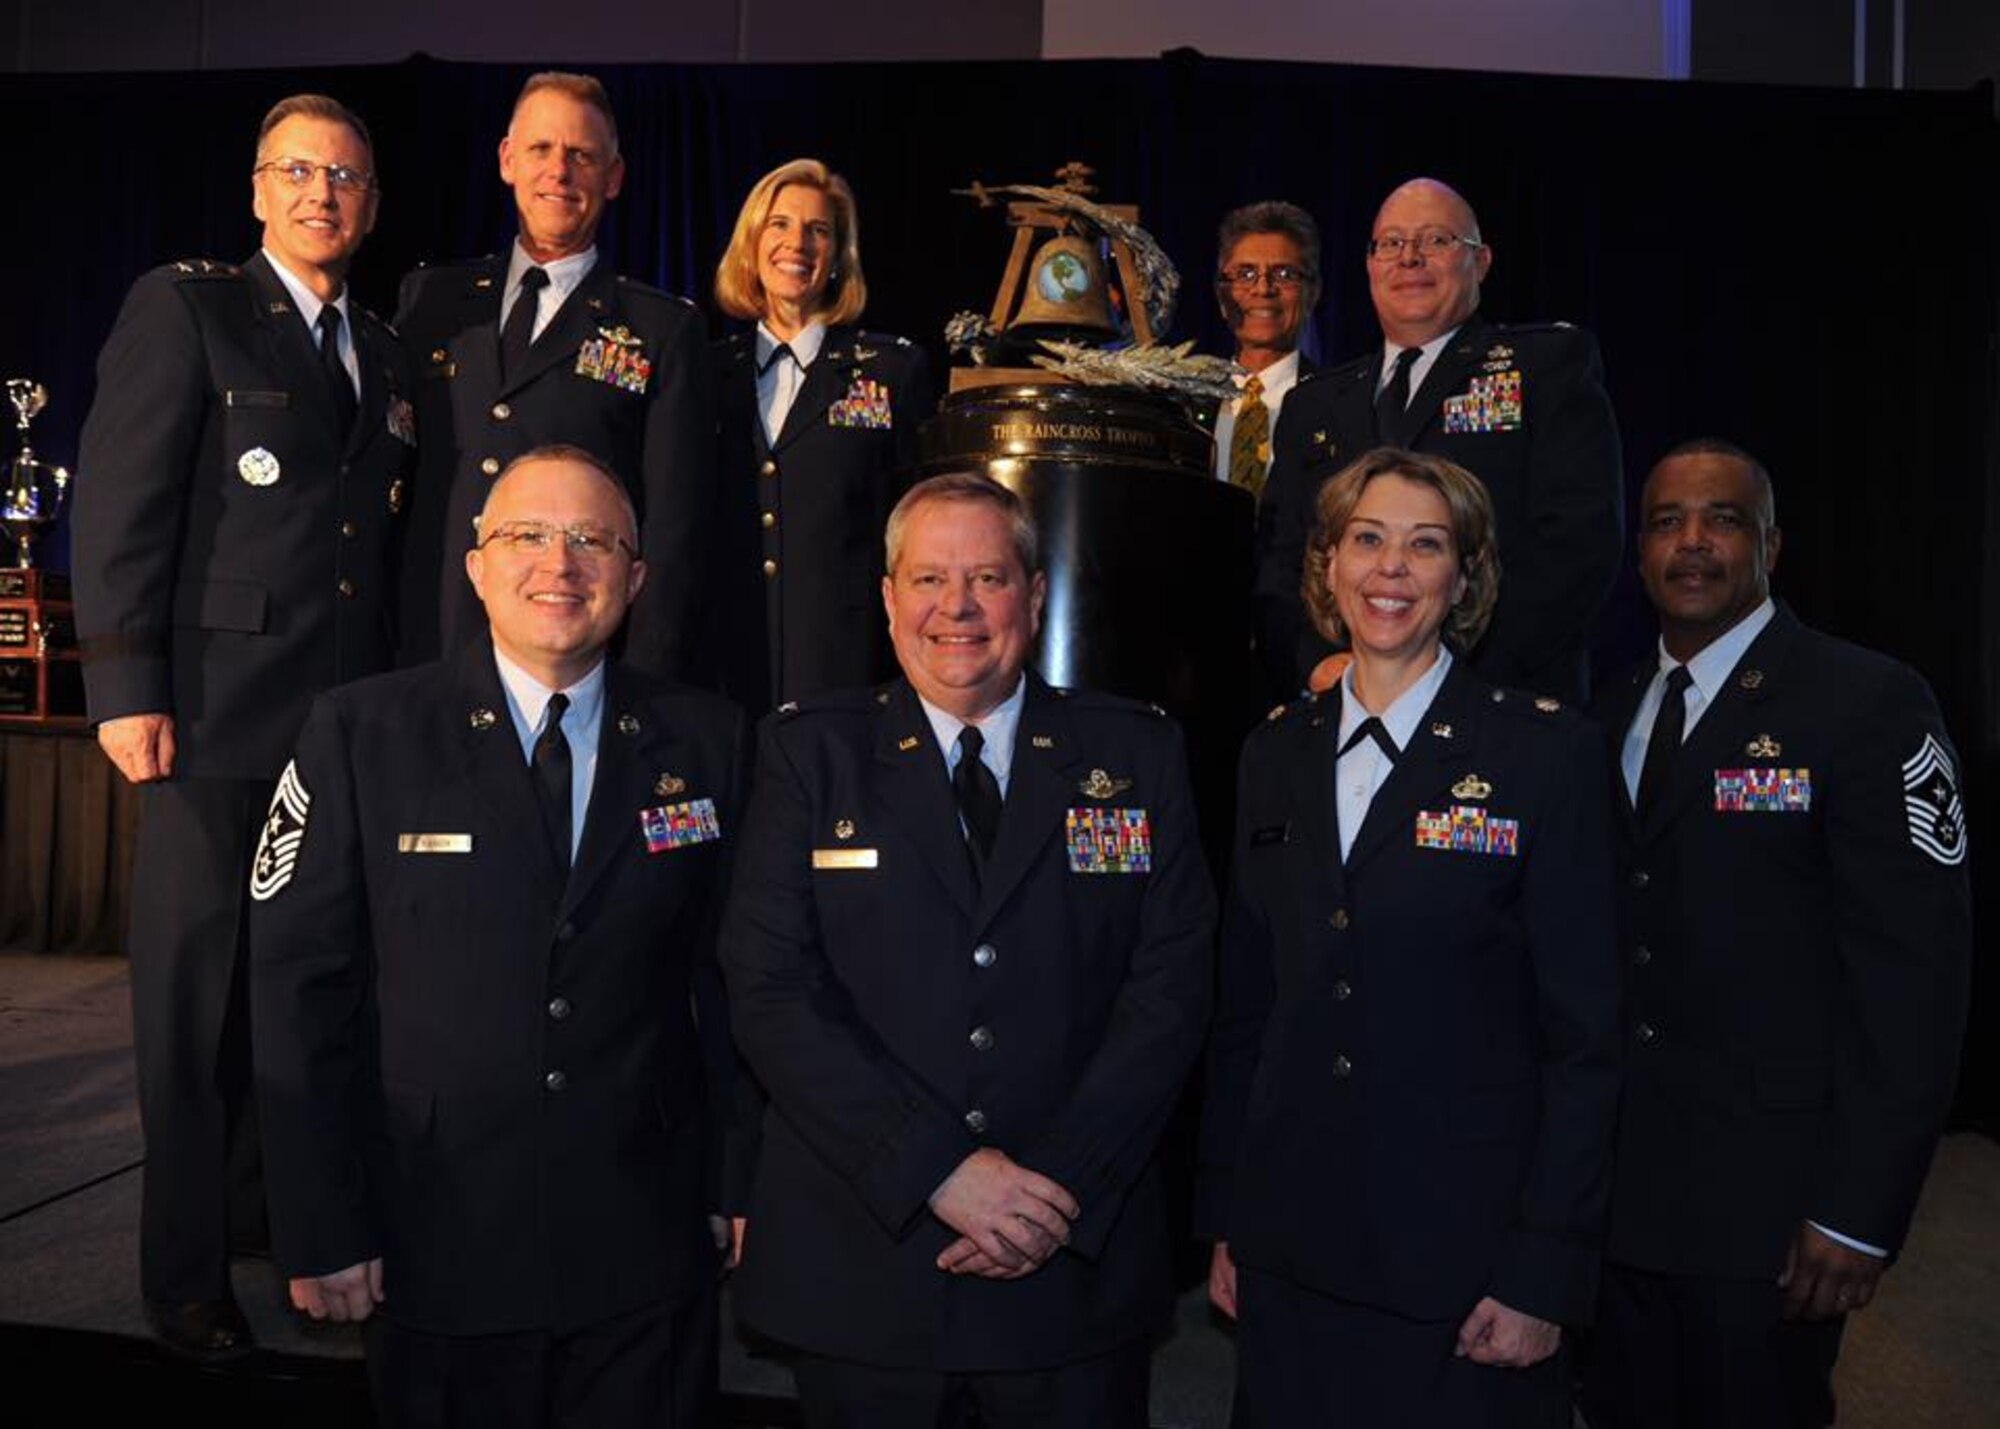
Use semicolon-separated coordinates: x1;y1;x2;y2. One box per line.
617;713;641;736
469;707;497;730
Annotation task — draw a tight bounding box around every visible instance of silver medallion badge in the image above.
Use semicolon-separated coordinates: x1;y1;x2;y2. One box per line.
237;446;281;486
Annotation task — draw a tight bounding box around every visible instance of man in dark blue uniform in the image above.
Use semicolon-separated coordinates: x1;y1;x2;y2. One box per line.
252;447;746;1427
721;473;1215;1429
1581;441;1971;1428
395;71;711;680
1255;177;1623;703
72;93;413;1359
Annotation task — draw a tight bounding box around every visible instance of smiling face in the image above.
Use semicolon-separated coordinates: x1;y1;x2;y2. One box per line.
1366;179;1490;348
756;182;836;335
252;115;378;296
498;88;625;263
883;496;1046;722
1217;230;1310;366
1325;474;1467;675
1638;451;1781;661
466;455;646;689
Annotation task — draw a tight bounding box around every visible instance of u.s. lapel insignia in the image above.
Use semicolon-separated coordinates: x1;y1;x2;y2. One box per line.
1430;721;1454;739
1739;668;1765;690
1451;773;1492;801
473;275;495;290
617;713;641;736
586;297;606;313
898;735;921;751
655;773;686;797
469;707;497;730
266;300;292;316
1078;769;1132;800
1311;429;1329;447
388;478;407;514
1902;733;1966;866
1031;734;1055;749
834;818;856;841
1746;734;1781;759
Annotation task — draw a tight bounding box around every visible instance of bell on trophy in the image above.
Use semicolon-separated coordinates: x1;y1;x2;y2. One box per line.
3;379;72;571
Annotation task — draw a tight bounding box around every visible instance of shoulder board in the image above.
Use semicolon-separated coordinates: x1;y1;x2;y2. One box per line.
1485;686;1575;720
1263;690;1328;725
1487;319;1580;336
169;259;241;281
614;275;694;309
414;254;498;274
858;330;914;349
778;686;881;720
1054;687;1170;719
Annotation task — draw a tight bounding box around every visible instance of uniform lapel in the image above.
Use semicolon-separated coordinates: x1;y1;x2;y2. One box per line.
972;676;1077;930
1601;662;1652;835
1343;661;1480;874
1400;319;1487;448
505;259;615;396
449;259;506;395
244;252;343;439
450;644;565;906
559;664;653;919
347;314;390;459
1288;692;1347;904
872;681;979;917
772;327;855;453
1644;611;1799;839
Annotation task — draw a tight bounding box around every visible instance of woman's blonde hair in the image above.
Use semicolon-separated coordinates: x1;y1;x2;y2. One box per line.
714;158;866;326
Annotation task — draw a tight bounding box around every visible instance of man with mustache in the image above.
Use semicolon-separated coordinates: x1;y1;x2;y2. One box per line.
395;71;711;681
1581;440;1970;1427
1255;177;1622;703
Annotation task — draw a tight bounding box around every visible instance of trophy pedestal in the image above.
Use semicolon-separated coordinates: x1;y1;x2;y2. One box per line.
0;568;84;725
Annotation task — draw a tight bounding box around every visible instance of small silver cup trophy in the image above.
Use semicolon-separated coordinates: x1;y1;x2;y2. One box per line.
3;379;71;570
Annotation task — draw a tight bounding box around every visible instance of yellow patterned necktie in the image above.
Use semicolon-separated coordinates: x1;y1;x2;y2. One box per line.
1228;374;1269;498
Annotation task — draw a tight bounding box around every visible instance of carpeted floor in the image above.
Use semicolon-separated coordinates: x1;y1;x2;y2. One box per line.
2;953;1993;1426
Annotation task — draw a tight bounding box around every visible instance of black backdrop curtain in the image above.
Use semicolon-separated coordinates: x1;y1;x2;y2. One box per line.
1;52;1994;1126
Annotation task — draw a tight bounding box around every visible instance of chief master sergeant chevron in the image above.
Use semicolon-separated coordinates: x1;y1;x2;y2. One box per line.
720;472;1215;1429
394;70;712;680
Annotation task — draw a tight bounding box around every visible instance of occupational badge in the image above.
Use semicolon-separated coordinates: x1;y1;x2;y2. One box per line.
1442;370;1523;435
1450;773;1492;801
1739;668;1765;690
617;713;641;736
1746;734;1781;758
468;707;497;730
575;325;653;395
1066;807;1153;873
1430;722;1454;739
851;343;878;362
386;394;416;445
834;818;856;840
829;375;893;429
655;773;686;797
641;798;721;853
1902;734;1966;866
237;446;281;487
1414;805;1520;857
1078;768;1133;800
249;761;311;900
1713;768;1811;813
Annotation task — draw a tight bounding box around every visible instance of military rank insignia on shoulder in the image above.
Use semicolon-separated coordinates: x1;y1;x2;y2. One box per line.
1902;733;1967;867
171;258;240;280
250;761;311;900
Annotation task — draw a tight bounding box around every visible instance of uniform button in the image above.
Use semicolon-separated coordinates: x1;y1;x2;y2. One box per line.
1630;870;1650;890
1329;909;1350;931
547;996;572;1021
1330;978;1352;1001
555;922;577;943
1633;945;1653;967
338;462;351;475
1635;1022;1658;1045
968;1025;995;1052
480;456;502;476
972;943;997;969
760;459;777;477
963;1108;988;1134
1331;1053;1354;1078
544;1069;568;1092
336;578;355;597
762;559;778;578
339;520;357;538
491;402;512;421
760;511;776;529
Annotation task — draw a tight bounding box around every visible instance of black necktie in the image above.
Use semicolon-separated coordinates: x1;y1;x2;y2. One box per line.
316;305;357;433
500;266;549;380
953;725;1003;871
1374;346;1421;447
1635;665;1694;820
534;692;573;871
1338;716;1401;763
759;341;794;375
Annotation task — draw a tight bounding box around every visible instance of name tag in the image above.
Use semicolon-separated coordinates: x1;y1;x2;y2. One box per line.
813;848;879;870
225;389;290;408
398;833;472;854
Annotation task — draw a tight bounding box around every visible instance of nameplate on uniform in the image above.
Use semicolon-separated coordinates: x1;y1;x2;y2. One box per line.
829;376;892;429
224;389;290;408
641;798;720;853
1414;805;1519;856
812;848;879;870
1442;370;1523;434
1066;807;1152;874
1713;767;1811;813
398;833;473;854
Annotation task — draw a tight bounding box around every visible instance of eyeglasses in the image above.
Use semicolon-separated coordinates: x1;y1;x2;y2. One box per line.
476;520;636;561
1366;229;1484;262
254;159;376;194
1217;264;1315;290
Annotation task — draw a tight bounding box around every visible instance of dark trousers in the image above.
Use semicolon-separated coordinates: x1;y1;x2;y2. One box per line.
1578;1262;1843;1429
129;777;270;1301
364;1294;710;1429
1232;1264;1570;1429
789;1338;1152;1429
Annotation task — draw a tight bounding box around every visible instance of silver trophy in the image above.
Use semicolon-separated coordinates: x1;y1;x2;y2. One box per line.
3;379;71;570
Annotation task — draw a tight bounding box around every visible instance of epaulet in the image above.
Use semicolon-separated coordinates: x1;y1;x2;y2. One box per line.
1055;687;1170;719
858;330;914;349
1263;689;1328;725
615;274;694;310
1487;319;1579;336
777;686;880;720
1302;354;1370;388
1484;686;1576;721
169;259;240;280
412;254;496;274
355;306;397;337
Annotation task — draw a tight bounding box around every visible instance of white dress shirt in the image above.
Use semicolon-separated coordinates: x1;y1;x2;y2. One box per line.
1210;349;1302;482
262;247;358;396
919;676;1026;803
500;241;597;345
1334;645;1453;861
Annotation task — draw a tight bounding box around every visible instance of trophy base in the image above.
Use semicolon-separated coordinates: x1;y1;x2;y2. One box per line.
0;576;84;724
0;653;85;723
0;569;71;601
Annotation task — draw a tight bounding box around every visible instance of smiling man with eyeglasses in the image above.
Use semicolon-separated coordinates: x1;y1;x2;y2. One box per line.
1206;201;1322;500
70;92;416;1364
1254;176;1625;707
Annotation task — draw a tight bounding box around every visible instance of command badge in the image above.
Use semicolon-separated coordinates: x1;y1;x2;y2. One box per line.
237;446;281;487
250;761;311;900
1066;807;1153;873
1902;734;1966;866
